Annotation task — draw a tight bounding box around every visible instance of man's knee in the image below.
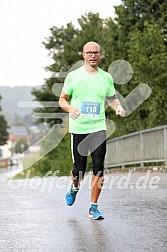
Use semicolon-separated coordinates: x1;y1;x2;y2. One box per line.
93;170;103;177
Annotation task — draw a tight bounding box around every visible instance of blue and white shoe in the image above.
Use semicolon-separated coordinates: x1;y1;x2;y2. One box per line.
65;184;79;206
89;204;104;220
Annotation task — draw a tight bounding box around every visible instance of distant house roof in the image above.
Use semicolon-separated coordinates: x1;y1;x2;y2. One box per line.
8;126;29;141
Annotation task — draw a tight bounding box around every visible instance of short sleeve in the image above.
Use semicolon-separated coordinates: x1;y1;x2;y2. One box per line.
106;73;116;98
62;73;73;95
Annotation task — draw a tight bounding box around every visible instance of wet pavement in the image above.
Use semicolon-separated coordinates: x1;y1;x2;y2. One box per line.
0;170;167;252
0;165;23;181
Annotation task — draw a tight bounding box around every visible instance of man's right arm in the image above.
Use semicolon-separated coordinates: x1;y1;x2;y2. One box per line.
59;91;71;113
59;91;80;119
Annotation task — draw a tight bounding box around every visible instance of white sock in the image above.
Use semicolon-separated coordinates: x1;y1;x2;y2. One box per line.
72;184;79;190
91;202;98;206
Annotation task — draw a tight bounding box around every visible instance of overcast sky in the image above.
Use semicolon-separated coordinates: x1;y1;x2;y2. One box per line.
0;0;121;87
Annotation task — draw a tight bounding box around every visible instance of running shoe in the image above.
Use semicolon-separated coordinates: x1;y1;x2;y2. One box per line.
65;184;79;206
89;204;104;220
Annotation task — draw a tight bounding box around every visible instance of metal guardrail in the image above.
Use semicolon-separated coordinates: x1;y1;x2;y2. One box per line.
105;125;167;168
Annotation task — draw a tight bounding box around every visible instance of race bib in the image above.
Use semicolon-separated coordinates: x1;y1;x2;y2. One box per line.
81;101;100;116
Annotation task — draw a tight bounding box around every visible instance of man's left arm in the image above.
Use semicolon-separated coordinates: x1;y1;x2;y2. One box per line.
108;98;126;117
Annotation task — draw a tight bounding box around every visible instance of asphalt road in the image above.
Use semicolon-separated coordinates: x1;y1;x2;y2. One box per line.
0;168;167;252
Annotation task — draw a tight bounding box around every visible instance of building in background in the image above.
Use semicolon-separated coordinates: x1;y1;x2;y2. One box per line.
0;126;29;159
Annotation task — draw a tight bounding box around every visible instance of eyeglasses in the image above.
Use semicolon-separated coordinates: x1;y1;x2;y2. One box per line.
84;51;100;56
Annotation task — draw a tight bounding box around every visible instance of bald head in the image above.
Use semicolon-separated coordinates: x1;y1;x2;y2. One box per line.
83;41;100;52
82;41;100;71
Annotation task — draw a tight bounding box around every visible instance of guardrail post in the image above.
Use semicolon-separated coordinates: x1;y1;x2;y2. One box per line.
164;126;167;168
140;132;144;168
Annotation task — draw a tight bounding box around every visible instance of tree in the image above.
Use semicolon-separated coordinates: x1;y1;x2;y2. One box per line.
15;139;29;154
127;22;167;128
0;95;8;145
112;0;167;133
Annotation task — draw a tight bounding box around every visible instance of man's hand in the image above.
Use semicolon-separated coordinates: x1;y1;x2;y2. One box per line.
116;104;126;117
69;107;80;119
108;98;126;117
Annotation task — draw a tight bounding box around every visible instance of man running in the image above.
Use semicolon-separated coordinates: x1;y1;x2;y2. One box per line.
59;41;125;220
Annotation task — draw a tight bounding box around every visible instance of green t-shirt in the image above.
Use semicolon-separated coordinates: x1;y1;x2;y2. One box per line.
63;66;116;134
